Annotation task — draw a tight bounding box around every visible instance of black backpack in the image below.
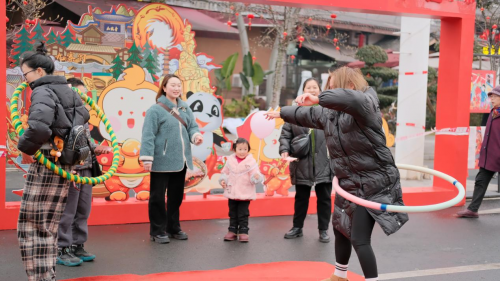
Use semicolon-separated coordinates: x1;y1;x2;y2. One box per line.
51;91;90;166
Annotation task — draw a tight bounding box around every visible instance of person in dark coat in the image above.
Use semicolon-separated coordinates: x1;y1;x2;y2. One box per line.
279;78;334;243
17;42;90;281
56;78;112;267
265;67;408;281
457;86;500;218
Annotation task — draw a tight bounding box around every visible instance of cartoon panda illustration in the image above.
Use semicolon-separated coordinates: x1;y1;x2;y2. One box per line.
186;91;226;161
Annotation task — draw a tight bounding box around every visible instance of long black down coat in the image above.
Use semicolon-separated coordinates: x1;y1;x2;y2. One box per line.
280;87;408;238
279;123;334;187
18;75;90;155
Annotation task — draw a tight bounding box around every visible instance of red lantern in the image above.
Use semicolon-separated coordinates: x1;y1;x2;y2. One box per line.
236;12;239;16
298;36;305;48
336;46;340;51
230;5;234;10
25;19;30;25
30;19;36;25
290;55;296;63
330;13;337;25
23;1;28;5
326;24;331;35
481;7;484;12
227;20;232;30
333;38;339;43
493;24;498;29
283;31;288;41
252;56;257;61
487;16;491;20
247;14;255;30
308;17;312;25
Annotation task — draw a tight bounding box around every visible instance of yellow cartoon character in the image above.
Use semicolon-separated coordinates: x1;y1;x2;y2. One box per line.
94;65;158;201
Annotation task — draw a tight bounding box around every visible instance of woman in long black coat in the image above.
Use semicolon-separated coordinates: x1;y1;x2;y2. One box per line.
279;78;334;243
266;67;408;281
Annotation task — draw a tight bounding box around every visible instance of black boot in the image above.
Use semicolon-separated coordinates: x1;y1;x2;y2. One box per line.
150;234;170;244
319;230;330;243
284;227;303;239
168;231;188;240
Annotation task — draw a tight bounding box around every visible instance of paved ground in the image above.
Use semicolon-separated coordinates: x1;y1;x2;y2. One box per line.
1;198;500;280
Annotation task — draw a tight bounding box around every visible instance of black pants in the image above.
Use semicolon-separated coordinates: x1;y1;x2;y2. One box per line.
149;167;187;236
293;183;332;230
468;167;496;212
228;199;251;234
333;206;378;279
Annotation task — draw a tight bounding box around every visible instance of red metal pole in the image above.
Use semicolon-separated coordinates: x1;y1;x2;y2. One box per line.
1;0;7;210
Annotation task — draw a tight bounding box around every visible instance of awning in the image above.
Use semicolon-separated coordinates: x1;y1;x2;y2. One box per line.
54;0;238;34
302;41;357;64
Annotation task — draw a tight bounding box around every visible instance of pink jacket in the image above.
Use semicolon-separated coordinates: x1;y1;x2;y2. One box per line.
219;154;264;200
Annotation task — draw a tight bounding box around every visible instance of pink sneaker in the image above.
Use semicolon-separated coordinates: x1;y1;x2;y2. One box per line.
223;232;237;241
239;234;249;242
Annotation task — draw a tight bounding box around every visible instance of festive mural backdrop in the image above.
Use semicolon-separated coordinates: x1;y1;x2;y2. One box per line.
4;2;399;201
470;70;495;113
5;3;232;201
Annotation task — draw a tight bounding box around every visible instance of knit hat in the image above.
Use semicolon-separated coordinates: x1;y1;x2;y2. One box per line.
488;85;500;96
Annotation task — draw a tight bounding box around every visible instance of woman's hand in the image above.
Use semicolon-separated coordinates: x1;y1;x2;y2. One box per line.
21;153;36;164
143;162;152;172
194;135;203;146
94;145;112;156
264;111;281;120
295;93;320;106
220;180;227;188
281;152;289;159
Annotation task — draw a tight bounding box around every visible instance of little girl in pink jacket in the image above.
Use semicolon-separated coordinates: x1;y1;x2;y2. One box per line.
219;138;264;242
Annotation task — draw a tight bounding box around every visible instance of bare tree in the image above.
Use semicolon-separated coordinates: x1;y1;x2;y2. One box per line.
158;0;350;106
7;0;62;40
476;0;500;75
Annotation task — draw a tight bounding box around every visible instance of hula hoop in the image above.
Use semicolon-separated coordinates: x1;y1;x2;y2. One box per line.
10;82;120;185
332;164;465;213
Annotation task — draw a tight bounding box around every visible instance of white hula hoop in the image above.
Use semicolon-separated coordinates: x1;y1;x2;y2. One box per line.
332;164;465;213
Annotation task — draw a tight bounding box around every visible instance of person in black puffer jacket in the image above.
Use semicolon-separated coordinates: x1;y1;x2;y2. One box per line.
266;67;408;281
279;78;334;243
16;42;89;281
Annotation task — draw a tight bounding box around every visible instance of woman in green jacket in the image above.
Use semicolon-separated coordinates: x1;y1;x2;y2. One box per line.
140;74;203;244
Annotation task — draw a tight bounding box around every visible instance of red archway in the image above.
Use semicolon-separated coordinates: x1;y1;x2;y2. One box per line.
0;0;476;229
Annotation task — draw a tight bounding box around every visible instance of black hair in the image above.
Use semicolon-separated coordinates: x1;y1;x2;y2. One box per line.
232;138;251;151
20;42;55;75
302;77;321;92
67;77;85;87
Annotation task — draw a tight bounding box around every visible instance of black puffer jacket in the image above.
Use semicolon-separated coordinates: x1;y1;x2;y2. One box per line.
18;76;90;155
280;87;408;237
279;123;334;186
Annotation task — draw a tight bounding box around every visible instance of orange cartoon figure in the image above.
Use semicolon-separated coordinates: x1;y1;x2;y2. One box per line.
261;159;292;197
49;136;64;163
94;65;158;201
20;114;29;130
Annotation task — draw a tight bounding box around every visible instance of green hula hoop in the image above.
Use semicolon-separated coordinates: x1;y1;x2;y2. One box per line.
10;82;120;185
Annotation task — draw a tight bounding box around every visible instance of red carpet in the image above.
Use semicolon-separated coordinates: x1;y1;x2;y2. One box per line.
64;261;364;280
